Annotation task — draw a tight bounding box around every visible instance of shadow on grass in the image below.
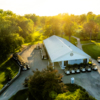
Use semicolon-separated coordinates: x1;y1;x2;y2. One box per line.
65;83;86;92
9;89;28;100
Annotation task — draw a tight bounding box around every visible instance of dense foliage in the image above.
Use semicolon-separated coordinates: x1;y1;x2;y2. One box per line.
55;89;96;100
1;9;100;61
9;69;96;100
28;66;67;100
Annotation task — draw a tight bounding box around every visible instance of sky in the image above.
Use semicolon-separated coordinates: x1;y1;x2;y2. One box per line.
0;0;100;16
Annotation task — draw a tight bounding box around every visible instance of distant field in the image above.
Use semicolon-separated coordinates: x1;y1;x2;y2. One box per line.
82;44;100;59
81;40;92;44
0;58;19;90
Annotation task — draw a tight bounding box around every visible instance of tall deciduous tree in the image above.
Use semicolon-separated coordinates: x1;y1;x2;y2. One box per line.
28;66;67;100
63;17;75;41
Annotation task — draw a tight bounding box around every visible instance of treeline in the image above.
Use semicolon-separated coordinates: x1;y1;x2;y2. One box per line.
1;9;100;60
0;9;40;60
43;12;100;41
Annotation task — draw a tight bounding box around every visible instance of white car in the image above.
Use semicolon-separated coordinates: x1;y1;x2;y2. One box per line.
91;63;98;71
97;57;100;63
86;66;91;72
64;69;70;75
75;68;80;73
80;67;86;72
70;68;75;74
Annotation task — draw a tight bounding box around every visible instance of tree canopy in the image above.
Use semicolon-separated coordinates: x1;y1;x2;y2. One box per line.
1;9;100;60
28;66;67;100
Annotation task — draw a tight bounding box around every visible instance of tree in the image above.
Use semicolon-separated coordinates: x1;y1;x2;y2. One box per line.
28;66;67;100
79;14;87;24
16;16;34;39
43;16;61;38
82;21;99;41
63;18;75;42
55;89;96;100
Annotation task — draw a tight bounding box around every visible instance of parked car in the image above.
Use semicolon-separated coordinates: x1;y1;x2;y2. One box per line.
20;63;27;71
97;57;100;63
91;63;98;71
75;67;80;73
13;53;18;60
23;77;29;87
20;65;27;71
80;66;86;72
70;68;75;74
86;66;92;72
64;69;70;75
26;64;30;70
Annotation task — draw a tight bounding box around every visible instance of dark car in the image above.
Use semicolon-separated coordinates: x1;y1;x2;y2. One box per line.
13;53;18;60
26;64;30;70
86;66;91;72
23;77;29;87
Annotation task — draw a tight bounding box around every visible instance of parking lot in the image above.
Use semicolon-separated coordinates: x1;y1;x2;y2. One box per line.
54;61;100;100
0;45;100;100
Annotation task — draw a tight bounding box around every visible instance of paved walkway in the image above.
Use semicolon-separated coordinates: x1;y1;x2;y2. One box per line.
71;36;82;50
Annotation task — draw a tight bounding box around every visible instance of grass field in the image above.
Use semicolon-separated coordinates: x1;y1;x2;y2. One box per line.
0;58;19;90
81;40;92;44
82;44;100;59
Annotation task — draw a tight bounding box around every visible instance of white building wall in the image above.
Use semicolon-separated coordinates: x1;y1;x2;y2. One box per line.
68;59;83;65
87;58;89;63
59;58;89;69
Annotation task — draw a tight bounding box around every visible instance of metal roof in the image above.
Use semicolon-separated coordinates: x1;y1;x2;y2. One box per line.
43;35;91;62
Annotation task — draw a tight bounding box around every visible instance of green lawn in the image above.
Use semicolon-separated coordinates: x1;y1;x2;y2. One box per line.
82;44;100;59
0;58;19;90
81;40;92;44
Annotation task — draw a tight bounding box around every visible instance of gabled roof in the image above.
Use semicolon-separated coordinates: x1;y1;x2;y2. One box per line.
43;35;91;62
